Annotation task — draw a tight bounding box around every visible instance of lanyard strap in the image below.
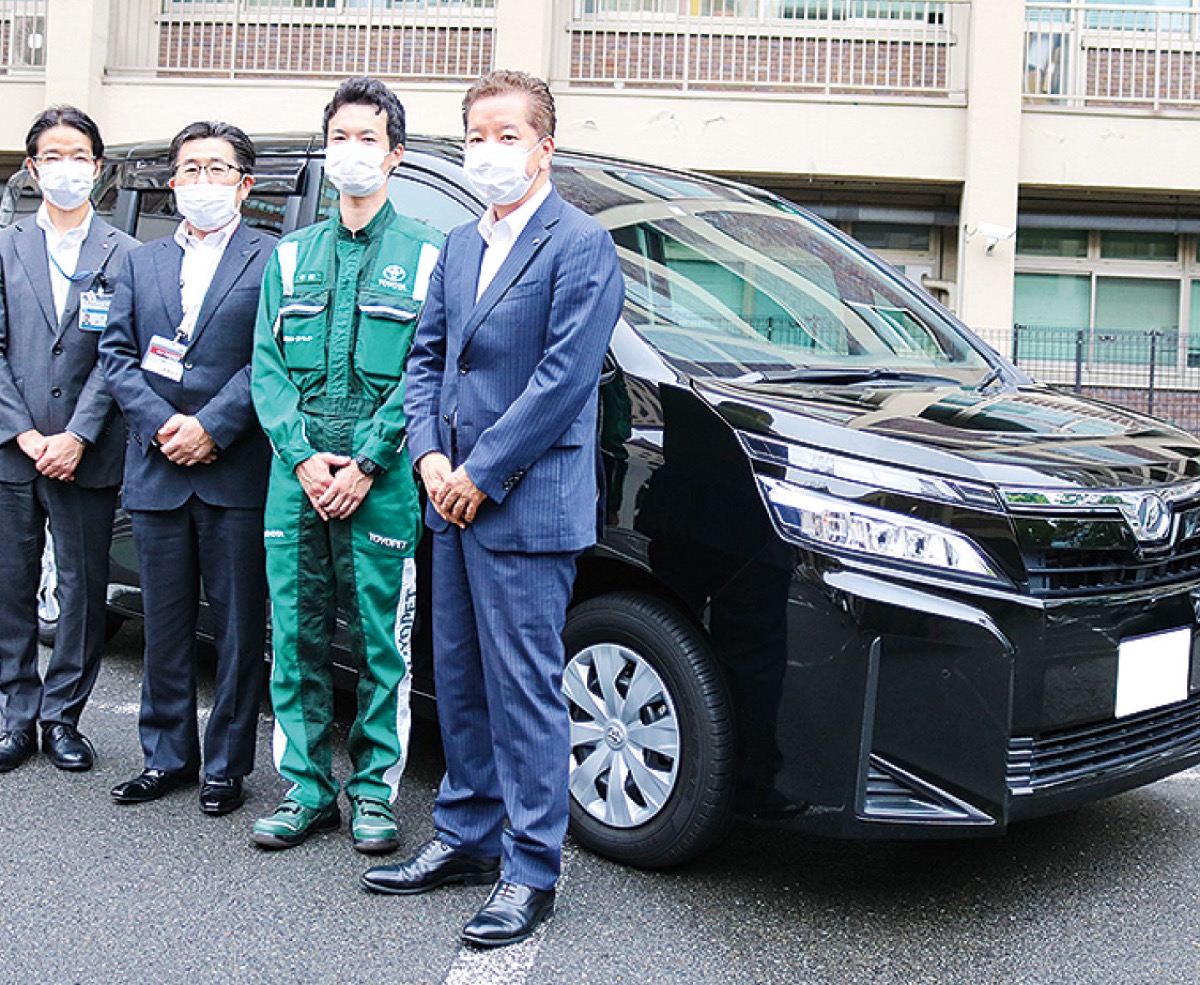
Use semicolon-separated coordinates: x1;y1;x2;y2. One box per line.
46;247;95;285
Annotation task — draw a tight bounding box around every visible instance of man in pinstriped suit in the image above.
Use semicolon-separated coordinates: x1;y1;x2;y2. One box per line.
362;70;624;948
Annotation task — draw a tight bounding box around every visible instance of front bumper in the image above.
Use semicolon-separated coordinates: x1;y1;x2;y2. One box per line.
765;558;1200;839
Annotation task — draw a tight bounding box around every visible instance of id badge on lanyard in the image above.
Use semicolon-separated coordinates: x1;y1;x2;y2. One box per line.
142;335;187;383
79;290;112;332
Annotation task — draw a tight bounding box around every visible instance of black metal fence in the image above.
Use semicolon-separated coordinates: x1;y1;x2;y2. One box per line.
1004;324;1200;435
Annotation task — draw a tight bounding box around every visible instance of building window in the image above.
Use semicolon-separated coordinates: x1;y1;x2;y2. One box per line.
1013;227;1193;371
1099;230;1178;261
1016;229;1087;259
1094;276;1179;366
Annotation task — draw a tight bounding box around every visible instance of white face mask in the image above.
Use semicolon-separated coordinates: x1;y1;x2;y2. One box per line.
463;142;538;207
174;183;241;232
324;141;389;198
37;160;95;211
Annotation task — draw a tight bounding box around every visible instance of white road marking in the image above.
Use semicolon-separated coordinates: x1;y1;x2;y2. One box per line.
439;847;575;985
441;932;542;985
89;697;213;721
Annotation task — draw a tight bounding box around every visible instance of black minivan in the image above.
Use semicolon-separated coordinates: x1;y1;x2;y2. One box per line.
9;137;1200;869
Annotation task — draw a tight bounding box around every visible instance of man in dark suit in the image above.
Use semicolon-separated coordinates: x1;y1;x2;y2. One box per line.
100;121;274;816
0;106;136;773
362;70;624;947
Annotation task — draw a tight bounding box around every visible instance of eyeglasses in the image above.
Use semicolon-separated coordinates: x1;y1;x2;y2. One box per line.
35;154;95;166
173;161;244;182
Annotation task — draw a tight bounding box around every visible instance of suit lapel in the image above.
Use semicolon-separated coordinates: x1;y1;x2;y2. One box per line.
155;237;185;336
459;191;563;352
55;222;117;340
14;219;59;333
186;223;259;351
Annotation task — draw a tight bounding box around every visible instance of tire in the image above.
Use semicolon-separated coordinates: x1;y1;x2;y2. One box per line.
37;533;125;646
562;590;736;869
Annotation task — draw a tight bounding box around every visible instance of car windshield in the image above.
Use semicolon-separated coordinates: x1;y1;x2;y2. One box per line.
590;192;989;384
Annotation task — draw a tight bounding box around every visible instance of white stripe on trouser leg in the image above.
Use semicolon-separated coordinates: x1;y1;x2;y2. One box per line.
272;717;287;771
382;557;417;802
272;718;302;800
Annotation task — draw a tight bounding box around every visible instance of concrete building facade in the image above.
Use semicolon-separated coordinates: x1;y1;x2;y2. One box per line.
1;0;1199;403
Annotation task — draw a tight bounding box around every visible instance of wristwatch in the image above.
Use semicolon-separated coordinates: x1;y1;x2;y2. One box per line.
354;454;384;477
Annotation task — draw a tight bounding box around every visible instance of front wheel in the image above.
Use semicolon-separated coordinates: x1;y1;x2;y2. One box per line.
562;591;735;869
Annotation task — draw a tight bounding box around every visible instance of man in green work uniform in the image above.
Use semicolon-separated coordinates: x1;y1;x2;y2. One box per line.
250;77;442;853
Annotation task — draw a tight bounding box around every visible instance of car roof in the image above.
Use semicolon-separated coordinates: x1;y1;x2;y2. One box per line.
105;133;779;212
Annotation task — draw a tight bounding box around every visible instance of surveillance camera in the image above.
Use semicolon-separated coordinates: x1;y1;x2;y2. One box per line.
974;222;1015;242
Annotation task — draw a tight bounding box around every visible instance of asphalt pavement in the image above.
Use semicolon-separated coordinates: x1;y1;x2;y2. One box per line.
3;625;1200;985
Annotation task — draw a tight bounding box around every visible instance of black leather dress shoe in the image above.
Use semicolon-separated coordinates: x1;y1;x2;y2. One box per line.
0;729;36;773
461;881;555;948
199;776;245;816
110;768;197;804
360;837;500;896
41;723;95;772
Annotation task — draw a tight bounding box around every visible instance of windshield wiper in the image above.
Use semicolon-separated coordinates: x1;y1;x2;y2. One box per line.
974;366;1005;392
746;366;964;386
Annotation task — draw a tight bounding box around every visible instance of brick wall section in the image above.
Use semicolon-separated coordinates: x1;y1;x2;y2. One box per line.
1085;45;1200;106
158;23;492;79
570;32;947;91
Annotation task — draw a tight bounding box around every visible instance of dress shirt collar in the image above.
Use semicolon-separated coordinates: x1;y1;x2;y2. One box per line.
36;201;93;250
174;214;241;252
476;181;553;248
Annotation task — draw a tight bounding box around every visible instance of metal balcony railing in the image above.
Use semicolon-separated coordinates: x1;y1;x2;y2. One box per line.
567;0;969;97
0;0;45;75
1025;1;1200;110
107;0;495;82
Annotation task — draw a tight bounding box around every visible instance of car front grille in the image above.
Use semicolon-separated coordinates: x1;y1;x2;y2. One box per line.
1007;695;1200;796
1024;542;1200;598
1018;503;1200;598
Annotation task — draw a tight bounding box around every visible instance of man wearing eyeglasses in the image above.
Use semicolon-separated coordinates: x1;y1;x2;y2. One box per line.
0;106;136;774
100;122;275;816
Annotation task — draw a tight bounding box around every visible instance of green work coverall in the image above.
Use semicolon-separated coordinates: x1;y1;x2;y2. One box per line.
251;202;442;808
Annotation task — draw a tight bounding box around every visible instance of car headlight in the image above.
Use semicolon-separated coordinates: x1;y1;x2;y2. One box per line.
759;476;1001;581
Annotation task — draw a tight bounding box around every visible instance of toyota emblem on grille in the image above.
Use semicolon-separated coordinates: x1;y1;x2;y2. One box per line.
1124;493;1172;543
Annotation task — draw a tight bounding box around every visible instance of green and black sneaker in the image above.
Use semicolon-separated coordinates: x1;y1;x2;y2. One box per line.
350;796;400;855
251;798;341;850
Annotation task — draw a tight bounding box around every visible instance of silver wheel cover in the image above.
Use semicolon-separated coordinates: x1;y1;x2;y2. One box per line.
37;531;59;626
563;642;681;829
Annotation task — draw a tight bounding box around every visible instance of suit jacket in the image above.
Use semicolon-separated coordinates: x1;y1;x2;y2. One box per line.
405;187;625;553
0;214;137;488
99;221;275;511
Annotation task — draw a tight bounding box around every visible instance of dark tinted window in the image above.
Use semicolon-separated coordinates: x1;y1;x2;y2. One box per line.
0;164;121;227
318;171;477;234
135;188;289;241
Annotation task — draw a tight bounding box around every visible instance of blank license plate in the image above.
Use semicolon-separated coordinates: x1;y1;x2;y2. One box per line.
1115;627;1192;718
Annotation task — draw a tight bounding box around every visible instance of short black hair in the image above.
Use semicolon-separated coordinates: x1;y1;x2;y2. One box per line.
169;121;256;173
322;77;406;150
25;105;104;160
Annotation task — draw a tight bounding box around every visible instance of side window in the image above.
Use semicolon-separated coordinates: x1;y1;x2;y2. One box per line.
134;190;180;242
135;188;290;242
92;164;121;224
0;174;40;226
318;170;477;235
0;164;120;228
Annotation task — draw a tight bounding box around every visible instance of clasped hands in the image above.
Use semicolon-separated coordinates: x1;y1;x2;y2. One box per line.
16;428;84;481
419;452;485;528
295;452;374;522
156;414;217;467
